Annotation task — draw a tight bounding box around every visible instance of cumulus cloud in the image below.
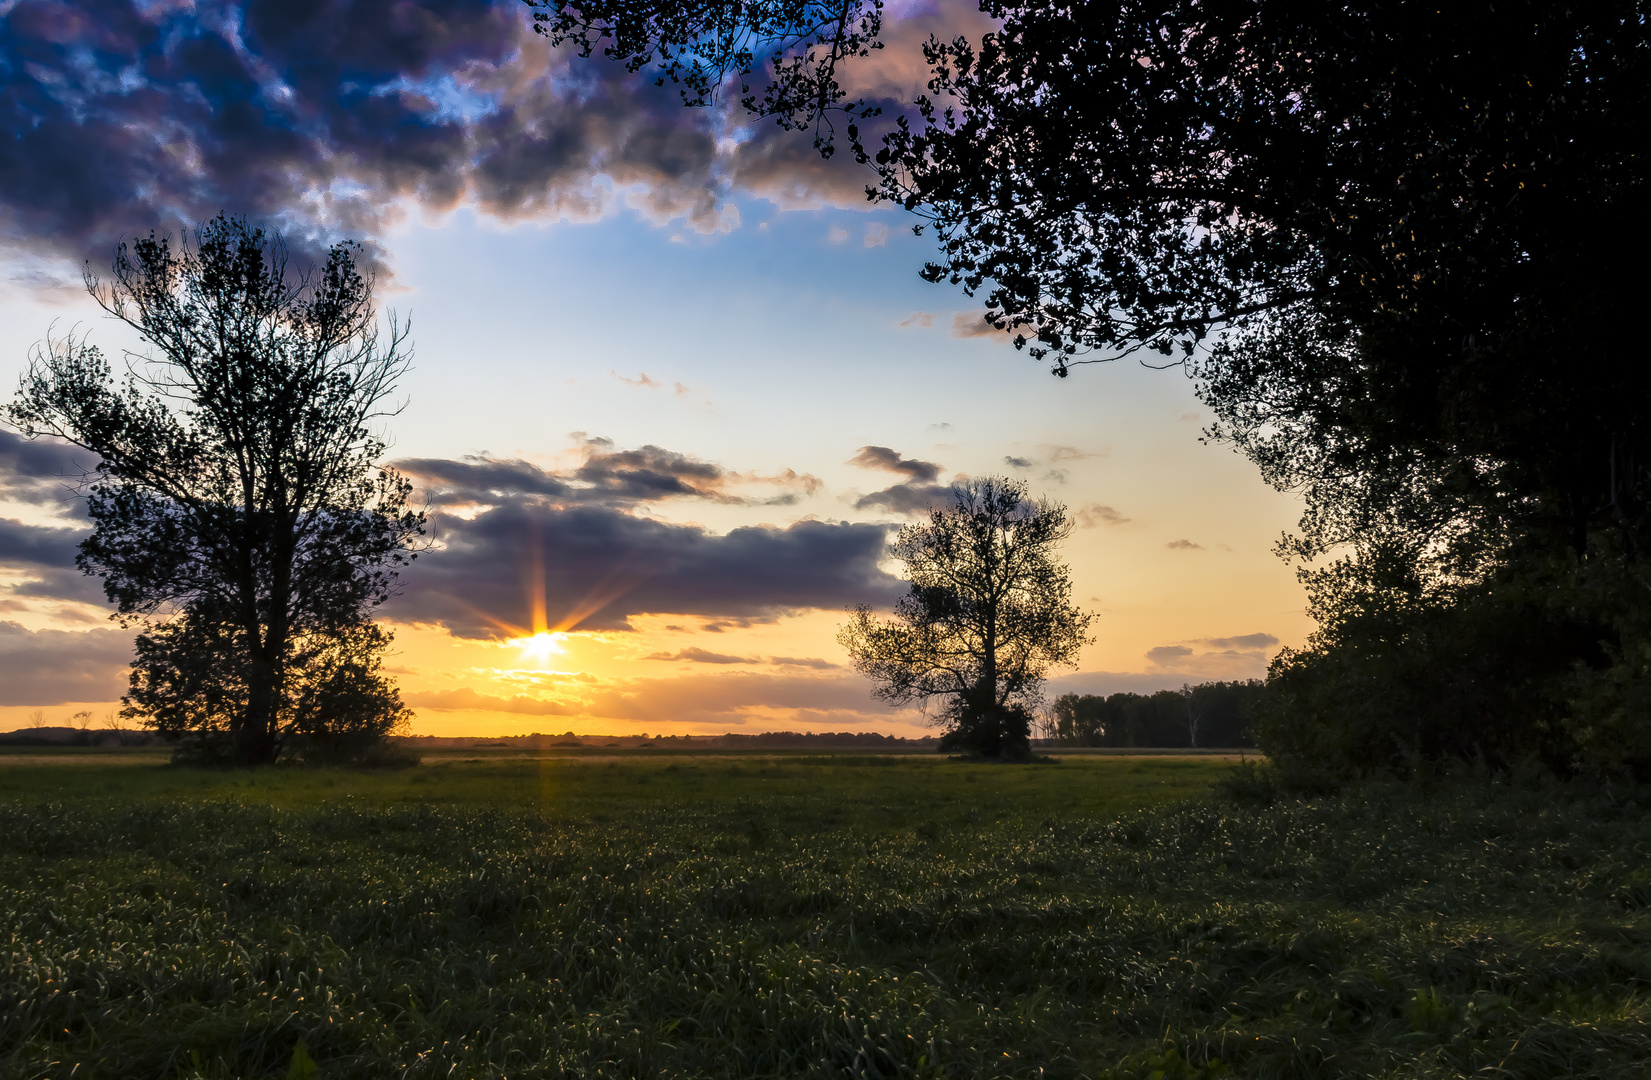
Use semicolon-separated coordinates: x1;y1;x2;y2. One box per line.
0;431;95;510
0;432;108;608
1146;645;1194;666
400;435;820;509
846;445;956;513
1004;455;1034;469
1075;503;1130;528
1132;630;1281;680
846;445;942;482
389;443;900;636
853;483;954;515
0;0;954;274
0;622;131;705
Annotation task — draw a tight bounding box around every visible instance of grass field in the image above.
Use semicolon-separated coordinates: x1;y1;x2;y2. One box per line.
1;750;1648;1079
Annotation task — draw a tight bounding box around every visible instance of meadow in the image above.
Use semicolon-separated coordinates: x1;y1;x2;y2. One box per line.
1;750;1648;1079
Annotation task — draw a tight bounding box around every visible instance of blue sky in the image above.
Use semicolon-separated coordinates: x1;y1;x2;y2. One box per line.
0;0;1309;734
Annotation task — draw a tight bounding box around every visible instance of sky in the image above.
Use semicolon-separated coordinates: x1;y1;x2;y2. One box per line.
0;0;1312;736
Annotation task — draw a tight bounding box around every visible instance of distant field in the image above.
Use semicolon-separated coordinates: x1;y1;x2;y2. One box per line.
1;751;1647;1078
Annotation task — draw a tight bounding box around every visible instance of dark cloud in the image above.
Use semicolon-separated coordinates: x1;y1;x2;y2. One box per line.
1165;539;1204;550
1003;455;1034;469
386;490;901;637
0;0;919;275
398;437;819;509
0;432;106;607
853;482;953;515
0;431;95;510
0;622;130;705
770;656;838;669
847;445;942;483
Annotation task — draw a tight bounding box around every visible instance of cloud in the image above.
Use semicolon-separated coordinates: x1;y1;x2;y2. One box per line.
0;432;109;608
0;431;95;510
385;488;901;637
1004;455;1034;469
579;670;900;725
402;688;580;715
828;225;850;243
0;622;131;705
1203;632;1279;651
846;445;942;482
610;370;661;389
863;222;889;247
898;312;935;329
1124;630;1282;681
1146;645;1194;666
1075;503;1130;528
1044;445;1102;463
645;647;752;664
769;656;838;669
949;311;1005;339
853;483;954;515
399;436;819;509
1165;539;1204;550
0;0;951;275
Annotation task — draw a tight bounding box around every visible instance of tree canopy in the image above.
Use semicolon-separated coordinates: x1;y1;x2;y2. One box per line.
5;216;423;764
839;478;1092;758
542;0;1651;778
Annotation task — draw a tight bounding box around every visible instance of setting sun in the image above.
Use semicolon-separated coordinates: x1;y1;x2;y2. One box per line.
512;631;568;667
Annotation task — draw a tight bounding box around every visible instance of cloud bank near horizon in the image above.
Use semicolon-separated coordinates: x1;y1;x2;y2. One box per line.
389;442;901;637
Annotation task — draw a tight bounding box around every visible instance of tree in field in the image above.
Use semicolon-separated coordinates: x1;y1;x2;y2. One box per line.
4;216;424;765
839;478;1092;759
542;0;1650;776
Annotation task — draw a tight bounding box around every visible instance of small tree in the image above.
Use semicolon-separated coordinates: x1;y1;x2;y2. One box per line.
839;477;1093;759
5;216;424;765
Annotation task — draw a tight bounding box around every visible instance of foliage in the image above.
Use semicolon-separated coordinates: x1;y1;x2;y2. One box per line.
1258;544;1651;784
522;0;887;155
840;478;1092;758
2;754;1650;1078
4;215;423;765
541;0;1651;775
1049;681;1262;749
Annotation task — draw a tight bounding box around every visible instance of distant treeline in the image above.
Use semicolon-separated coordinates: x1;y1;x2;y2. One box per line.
0;727;163;748
1047;681;1264;748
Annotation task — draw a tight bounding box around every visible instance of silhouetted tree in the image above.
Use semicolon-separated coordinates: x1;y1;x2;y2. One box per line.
839;477;1092;759
5;216;423;765
544;0;1649;776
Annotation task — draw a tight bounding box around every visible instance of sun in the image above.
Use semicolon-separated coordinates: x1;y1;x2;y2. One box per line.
512;631;568;667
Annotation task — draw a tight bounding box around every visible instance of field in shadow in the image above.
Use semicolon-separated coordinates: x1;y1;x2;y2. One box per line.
1;753;1647;1078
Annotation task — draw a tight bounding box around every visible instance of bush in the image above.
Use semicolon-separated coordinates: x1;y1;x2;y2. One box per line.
1255;542;1651;784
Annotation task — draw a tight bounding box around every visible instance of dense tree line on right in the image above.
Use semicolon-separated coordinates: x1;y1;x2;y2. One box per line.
535;0;1650;783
